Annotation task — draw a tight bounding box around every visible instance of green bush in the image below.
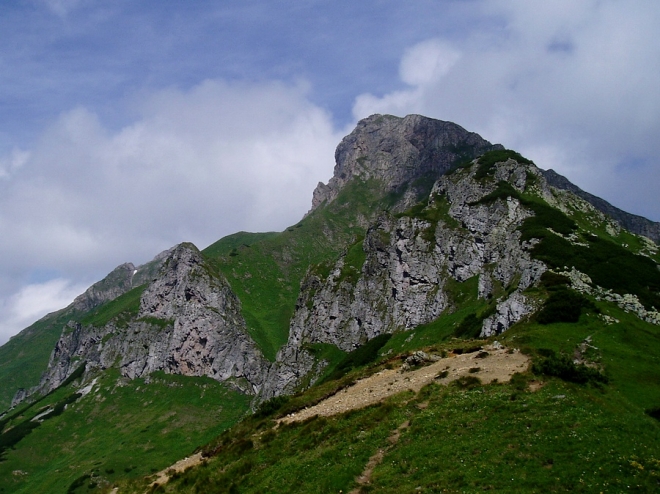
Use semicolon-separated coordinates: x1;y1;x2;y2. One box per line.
66;474;91;493
453;375;482;390
537;288;595;324
532;351;608;385
645;407;660;421
454;313;482;338
254;395;290;419
0;419;40;457
539;271;570;289
532;234;660;310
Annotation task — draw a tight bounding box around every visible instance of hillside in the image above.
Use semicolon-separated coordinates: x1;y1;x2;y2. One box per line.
1;114;660;493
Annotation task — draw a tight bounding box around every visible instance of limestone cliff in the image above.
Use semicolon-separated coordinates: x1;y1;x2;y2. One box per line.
264;156;548;397
310;114;502;213
34;243;269;397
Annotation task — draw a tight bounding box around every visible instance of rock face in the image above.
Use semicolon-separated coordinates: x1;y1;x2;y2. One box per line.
35;243;269;397
71;247;173;313
263;157;549;398
310;114;502;212
541;169;660;244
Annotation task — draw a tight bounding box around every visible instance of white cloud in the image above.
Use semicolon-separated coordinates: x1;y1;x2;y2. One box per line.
0;148;30;180
41;0;83;17
399;39;461;86
0;79;342;342
0;279;88;344
352;1;660;221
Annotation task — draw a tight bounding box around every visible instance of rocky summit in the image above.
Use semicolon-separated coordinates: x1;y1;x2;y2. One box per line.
2;114;660;493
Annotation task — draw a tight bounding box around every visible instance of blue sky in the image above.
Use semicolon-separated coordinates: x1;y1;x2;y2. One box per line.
1;0;660;343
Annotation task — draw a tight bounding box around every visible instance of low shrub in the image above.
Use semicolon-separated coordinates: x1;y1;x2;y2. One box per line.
453;375;482;390
474;150;533;180
537;289;595;324
254;395;290;419
454;313;482;338
532;351;608;385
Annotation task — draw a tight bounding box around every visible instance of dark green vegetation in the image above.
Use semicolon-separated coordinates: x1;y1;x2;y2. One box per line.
533;350;608;385
107;151;660;493
319;333;391;384
0;369;249;494
472;178;660;311
473;149;533;180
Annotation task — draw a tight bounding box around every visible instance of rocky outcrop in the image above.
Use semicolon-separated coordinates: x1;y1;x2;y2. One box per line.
15;114;660;408
35;243;269;397
309;114;502;213
71;247;173;313
263;157;549;398
541;169;660;244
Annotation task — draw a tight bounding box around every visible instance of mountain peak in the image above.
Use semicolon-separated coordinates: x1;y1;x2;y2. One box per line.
310;114;503;212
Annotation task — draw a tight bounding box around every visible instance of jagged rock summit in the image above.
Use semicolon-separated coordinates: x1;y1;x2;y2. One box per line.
310;114;502;212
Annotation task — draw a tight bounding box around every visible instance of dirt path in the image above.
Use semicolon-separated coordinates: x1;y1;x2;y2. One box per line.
279;344;528;424
348;420;410;494
148;452;204;489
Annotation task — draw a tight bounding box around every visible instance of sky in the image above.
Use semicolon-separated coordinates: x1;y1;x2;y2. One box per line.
1;0;660;344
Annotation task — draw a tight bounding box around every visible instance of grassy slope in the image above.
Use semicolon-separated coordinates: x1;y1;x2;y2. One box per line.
0;310;77;411
202;178;390;361
0;369;250;494
127;293;660;493
4;155;660;493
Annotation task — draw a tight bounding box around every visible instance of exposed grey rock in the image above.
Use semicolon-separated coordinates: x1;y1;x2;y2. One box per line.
401;350;439;371
264;157;549;397
309;114;503;213
71;247;173;313
480;292;537;337
13;114;660;409
34;243;269;398
541;168;660;244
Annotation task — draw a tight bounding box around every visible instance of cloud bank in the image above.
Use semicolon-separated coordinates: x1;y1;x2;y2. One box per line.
353;0;660;223
0;79;341;343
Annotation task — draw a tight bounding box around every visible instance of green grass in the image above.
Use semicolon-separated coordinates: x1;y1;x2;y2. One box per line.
80;284;146;328
202;178;400;361
124;372;660;493
469;178;660;311
113;252;660;494
0;369;250;494
0;309;80;412
319;334;391;384
336;236;367;285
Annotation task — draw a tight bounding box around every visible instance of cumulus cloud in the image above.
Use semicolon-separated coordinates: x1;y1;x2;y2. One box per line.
0;279;88;343
0;79;341;343
353;0;660;221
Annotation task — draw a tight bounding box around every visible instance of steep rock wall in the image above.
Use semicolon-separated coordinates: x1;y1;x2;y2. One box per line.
35;243;269;397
